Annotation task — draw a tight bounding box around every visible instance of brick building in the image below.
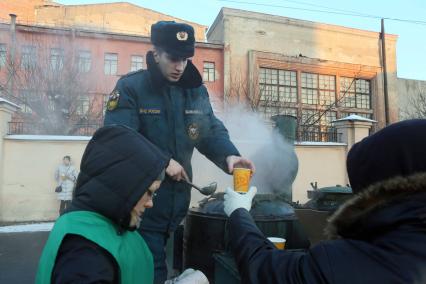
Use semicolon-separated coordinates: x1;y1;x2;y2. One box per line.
0;15;223;134
1;3;423;138
0;0;207;41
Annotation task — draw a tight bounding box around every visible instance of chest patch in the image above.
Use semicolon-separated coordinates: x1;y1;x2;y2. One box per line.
185;109;203;115
187;123;200;140
140;108;161;114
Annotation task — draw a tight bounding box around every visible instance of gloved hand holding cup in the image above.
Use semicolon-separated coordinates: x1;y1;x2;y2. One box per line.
223;186;257;217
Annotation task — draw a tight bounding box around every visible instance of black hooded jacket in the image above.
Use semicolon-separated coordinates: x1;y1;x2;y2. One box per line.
51;125;169;283
228;119;426;284
347;119;426;193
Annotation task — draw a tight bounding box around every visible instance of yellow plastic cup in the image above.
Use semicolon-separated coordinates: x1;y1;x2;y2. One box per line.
267;237;286;250
233;168;252;193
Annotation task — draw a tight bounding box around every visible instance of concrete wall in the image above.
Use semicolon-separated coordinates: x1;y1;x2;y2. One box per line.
0;136;348;222
191;141;347;207
207;8;399;128
293;143;347;202
398;78;426;119
1;136;88;222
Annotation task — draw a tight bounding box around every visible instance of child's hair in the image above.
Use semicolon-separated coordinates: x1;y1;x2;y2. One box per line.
63;156;71;161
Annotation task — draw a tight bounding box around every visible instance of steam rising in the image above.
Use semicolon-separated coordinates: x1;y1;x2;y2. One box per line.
191;109;300;205
222;107;299;196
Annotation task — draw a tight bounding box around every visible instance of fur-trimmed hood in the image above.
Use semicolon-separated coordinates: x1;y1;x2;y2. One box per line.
325;173;426;240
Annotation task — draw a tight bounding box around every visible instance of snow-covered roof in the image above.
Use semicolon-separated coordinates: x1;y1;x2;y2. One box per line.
333;114;377;123
0;97;21;109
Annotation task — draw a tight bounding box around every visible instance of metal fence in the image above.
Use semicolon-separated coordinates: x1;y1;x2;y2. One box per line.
8;121;341;142
297;127;342;143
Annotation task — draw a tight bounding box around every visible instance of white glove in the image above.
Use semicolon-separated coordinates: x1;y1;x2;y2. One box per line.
164;268;209;284
223;187;257;217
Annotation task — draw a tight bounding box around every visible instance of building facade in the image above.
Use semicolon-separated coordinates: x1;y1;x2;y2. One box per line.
207;8;399;133
0;0;207;41
0;15;223;135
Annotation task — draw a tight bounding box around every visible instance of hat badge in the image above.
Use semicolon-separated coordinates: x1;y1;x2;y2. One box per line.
177;31;188;41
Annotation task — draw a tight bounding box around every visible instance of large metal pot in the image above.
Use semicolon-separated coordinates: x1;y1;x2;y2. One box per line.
183;192;310;281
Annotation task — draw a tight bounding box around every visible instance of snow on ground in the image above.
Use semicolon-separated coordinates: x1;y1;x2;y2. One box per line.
5;135;91;141
0;222;54;233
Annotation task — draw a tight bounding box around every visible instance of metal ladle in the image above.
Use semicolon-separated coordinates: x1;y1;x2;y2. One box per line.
182;179;217;196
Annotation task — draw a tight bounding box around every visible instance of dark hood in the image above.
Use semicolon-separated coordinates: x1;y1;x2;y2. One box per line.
146;51;202;89
325;173;426;241
71;125;170;231
347;119;426;193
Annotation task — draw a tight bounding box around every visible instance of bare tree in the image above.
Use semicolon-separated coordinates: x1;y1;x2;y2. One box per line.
400;86;426;120
228;69;358;120
226;68;294;118
225;68;365;141
226;67;257;110
300;72;362;128
0;32;102;135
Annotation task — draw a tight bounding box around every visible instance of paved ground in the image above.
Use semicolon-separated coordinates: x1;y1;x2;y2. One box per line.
0;231;49;283
0;222;177;283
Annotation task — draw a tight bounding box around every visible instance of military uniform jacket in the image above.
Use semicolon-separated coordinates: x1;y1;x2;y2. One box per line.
104;51;240;232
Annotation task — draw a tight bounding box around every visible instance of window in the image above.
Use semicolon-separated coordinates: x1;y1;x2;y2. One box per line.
301;73;318;105
130;55;143;71
355;79;371;109
203;62;215;82
76;96;90;115
21;45;37;69
77;50;91;73
301;110;337;128
19;90;36;114
257;68;372;136
260;68;297;103
319;75;336;106
258;68;297;120
301;73;336;105
340;77;371;109
258;106;297;121
47;99;55;111
50;48;64;71
104;53;118;75
322;111;337;126
301;109;319;127
0;44;6;69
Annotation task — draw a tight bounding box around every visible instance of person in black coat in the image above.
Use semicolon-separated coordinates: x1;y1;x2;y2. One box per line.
37;125;169;284
224;119;426;284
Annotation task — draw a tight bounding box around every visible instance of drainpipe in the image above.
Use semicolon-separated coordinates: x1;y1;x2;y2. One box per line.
7;14;17;98
380;19;390;126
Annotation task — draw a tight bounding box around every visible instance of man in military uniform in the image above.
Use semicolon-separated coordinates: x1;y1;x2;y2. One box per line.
104;21;255;283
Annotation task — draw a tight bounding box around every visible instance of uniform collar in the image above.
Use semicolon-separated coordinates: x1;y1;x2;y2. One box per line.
146;51;203;89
